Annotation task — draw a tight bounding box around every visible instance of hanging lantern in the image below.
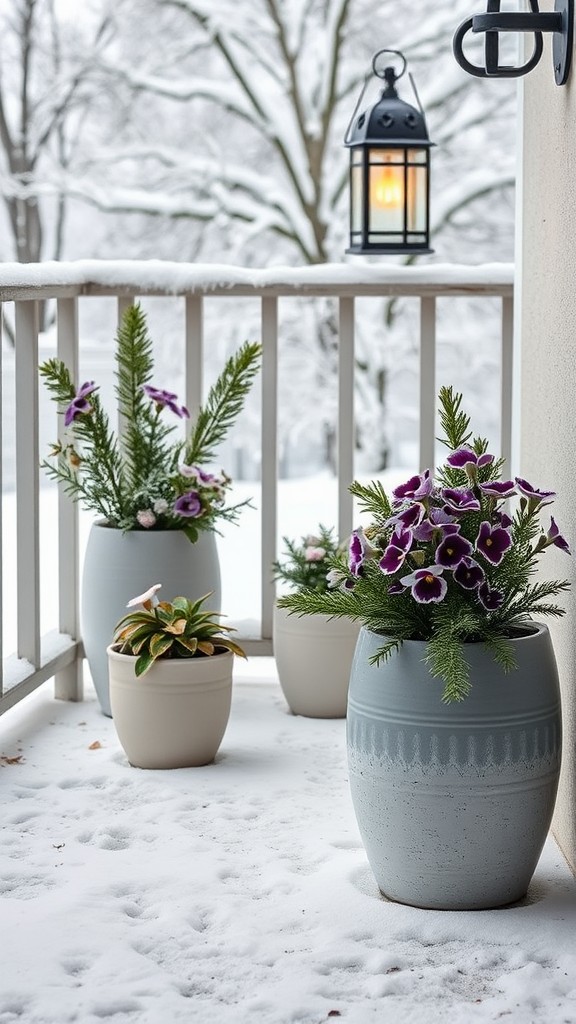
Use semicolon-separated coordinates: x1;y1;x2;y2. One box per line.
345;50;434;256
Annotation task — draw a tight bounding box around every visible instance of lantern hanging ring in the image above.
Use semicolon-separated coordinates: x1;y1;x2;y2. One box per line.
372;49;407;81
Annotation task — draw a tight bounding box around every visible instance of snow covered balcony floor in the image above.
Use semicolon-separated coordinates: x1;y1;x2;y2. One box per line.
1;661;575;1024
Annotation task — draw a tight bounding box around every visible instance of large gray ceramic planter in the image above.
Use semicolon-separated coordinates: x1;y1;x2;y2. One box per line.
347;624;561;910
82;524;221;717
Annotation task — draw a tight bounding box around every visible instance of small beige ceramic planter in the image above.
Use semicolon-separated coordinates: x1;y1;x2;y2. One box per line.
107;646;233;769
273;604;360;718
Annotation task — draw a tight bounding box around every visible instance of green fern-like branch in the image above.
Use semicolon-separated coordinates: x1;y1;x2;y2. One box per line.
437;385;473;452
184;341;262;466
349;479;391;523
115;304;178;490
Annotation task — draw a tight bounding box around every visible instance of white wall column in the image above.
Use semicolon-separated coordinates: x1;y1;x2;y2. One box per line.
520;7;576;873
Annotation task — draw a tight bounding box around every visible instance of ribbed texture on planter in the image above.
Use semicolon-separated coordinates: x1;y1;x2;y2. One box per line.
347;624;562;910
108;647;233;769
82;524;221;717
273;604;360;718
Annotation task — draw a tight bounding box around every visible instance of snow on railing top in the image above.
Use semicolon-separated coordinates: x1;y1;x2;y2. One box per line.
0;260;514;299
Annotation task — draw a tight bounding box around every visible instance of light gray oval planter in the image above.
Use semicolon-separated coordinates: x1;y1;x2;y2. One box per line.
108;646;233;769
82;524;221;717
273;604;360;718
347;624;562;910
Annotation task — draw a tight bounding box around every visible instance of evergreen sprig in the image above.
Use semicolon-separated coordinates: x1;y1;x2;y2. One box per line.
272;525;342;594
279;386;571;702
40;304;261;537
184;341;262;466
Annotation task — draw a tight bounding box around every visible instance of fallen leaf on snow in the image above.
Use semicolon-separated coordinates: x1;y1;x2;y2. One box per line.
88;741;102;750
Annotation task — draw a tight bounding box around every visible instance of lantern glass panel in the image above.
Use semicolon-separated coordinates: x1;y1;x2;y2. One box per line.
407;148;427;165
351;149;363;165
369;154;405;233
407;166;428;233
369;147;404;164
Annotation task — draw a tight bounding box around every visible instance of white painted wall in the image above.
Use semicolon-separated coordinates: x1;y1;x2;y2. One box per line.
520;7;576;873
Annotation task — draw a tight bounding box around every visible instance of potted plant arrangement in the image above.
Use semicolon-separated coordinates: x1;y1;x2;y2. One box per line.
107;583;245;769
40;304;260;716
272;525;360;717
279;387;571;909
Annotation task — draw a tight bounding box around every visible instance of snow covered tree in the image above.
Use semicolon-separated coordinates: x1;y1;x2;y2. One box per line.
84;0;515;265
0;0;117;266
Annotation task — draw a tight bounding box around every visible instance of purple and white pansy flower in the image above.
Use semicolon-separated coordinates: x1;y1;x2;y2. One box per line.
400;565;447;604
446;446;494;470
475;521;513;566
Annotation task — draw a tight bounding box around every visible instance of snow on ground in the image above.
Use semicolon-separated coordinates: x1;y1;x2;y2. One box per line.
0;666;575;1024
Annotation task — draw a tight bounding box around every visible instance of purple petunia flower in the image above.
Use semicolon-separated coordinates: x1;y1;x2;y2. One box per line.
64;381;98;427
379;526;413;575
494;510;513;530
515;477;555;505
400;565;447;604
477;582;504;611
143;385;190;419
173;490;203;517
412;519;435;542
547;516;571;554
379;545;406;575
179;463;216;483
348;527;375;577
390;502;426;530
453;557;485;591
479;480;517;499
441;487;481;514
393;470;433;502
446;446;494;469
435;532;473;569
388;580;405;595
476;521;512;565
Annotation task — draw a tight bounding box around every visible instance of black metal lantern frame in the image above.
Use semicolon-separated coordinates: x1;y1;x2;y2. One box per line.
345;50;434;256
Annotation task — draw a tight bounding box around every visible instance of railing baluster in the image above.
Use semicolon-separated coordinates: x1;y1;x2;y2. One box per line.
501;296;514;478
185;295;204;423
15;301;41;667
419;297;437;471
261;297;278;641
55;298;83;701
338;297;355;541
0;303;3;697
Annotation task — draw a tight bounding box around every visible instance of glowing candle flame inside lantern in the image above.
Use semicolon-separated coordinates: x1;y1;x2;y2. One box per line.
372;164;404;208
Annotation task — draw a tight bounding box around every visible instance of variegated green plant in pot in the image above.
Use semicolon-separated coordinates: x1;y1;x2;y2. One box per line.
107;584;245;769
281;387;571;910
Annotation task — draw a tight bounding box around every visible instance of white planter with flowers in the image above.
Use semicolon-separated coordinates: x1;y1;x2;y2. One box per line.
281;387;571;909
273;527;360;718
107;585;245;769
40;305;261;716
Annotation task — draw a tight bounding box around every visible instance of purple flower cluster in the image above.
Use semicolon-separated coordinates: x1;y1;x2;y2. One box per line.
346;446;571;613
142;385;190;419
64;381;98;427
171;465;229;521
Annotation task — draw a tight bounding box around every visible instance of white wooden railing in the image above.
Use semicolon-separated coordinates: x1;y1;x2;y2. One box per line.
0;260;514;715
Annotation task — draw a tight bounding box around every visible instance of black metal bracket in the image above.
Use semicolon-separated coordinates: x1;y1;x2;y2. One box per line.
453;0;574;85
